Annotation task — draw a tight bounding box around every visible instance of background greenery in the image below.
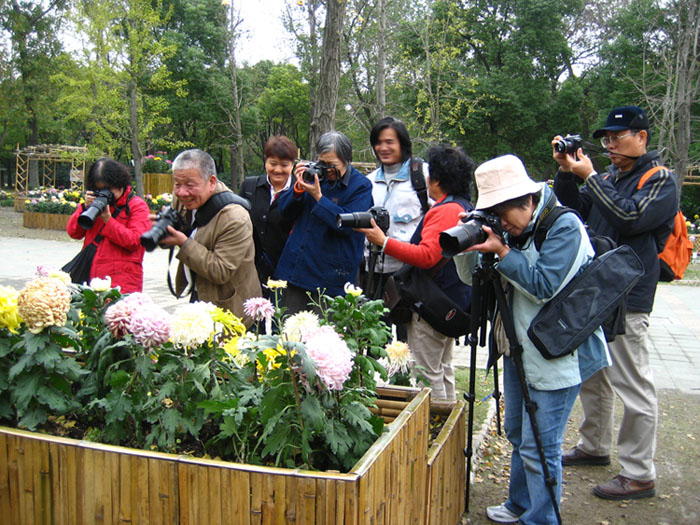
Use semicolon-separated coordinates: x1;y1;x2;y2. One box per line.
0;0;697;210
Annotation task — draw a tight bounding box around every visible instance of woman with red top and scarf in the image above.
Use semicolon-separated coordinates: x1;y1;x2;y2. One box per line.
66;158;151;293
357;144;474;400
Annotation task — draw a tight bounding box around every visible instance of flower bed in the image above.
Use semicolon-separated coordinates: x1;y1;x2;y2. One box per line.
22;211;71;230
0;273;467;524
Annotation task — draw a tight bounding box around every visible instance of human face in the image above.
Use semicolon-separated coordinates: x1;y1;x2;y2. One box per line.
603;129;647;171
318;151;346;180
427;174;445;201
497;199;534;237
173;168;216;210
93;181;124;202
265;155;294;191
374;128;403;166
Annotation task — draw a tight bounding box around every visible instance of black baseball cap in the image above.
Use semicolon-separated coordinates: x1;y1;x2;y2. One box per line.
592;105;650;138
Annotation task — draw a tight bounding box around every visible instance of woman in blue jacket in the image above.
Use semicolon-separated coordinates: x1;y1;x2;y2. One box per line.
275;131;373;314
454;154;610;525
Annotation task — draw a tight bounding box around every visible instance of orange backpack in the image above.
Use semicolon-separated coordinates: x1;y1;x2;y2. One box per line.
637;166;693;281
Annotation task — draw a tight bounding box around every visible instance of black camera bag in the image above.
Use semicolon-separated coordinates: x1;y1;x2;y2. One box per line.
527;244;644;359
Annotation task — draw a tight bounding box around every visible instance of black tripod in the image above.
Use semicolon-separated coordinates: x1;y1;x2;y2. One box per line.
463;254;563;525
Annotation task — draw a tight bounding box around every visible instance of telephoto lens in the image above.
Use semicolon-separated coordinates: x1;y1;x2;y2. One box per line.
140;206;189;252
439;210;502;257
77;189;114;230
336;211;373;229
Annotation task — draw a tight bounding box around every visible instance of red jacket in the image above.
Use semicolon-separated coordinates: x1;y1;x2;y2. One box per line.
66;186;151;293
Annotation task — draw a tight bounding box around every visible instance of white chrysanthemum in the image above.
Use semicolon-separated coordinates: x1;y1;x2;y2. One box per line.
89;276;112;291
170;301;216;349
383;340;412;377
283;311;320;341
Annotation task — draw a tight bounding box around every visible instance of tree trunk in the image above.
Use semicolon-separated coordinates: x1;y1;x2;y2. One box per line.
228;30;245;189
129;78;144;197
376;0;387;119
309;0;346;157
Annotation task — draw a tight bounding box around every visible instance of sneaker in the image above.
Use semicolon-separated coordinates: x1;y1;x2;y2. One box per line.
486;504;521;523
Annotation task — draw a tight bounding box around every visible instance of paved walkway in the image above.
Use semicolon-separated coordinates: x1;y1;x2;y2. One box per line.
1;236;699;393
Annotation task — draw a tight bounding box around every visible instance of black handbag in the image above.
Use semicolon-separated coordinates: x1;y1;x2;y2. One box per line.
389;260;471;338
62;241;99;284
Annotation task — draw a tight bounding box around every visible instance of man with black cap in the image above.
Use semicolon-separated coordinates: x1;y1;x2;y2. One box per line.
551;106;679;500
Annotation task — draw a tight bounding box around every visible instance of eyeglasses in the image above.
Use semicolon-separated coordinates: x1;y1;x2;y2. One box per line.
600;132;637;148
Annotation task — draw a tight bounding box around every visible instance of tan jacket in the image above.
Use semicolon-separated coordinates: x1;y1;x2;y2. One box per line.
174;181;261;326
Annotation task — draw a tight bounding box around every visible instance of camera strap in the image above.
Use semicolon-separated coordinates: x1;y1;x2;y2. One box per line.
409;157;430;214
192;191;251;229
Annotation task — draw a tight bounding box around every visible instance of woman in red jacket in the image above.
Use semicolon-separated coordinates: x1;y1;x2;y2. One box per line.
66;158;152;293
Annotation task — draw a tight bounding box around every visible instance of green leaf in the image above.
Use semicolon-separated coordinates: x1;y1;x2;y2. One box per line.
300;396;325;431
24;331;50;356
109;370;130;388
340;402;374;434
11;374;40;411
9;352;34;380
18;407;47;431
323;419;350;457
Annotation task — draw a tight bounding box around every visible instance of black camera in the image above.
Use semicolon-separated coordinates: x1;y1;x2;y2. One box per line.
77;188;116;229
554;134;583;155
302;161;334;184
336;206;390;233
439;210;504;257
140;206;190;252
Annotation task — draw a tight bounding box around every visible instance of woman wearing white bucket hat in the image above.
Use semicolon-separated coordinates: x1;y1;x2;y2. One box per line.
454;154;610;524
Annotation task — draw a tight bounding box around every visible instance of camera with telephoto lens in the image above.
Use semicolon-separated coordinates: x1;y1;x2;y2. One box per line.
439;210;505;257
302;161;334;184
77;188;116;230
336;206;390;233
553;134;583;155
140;206;190;252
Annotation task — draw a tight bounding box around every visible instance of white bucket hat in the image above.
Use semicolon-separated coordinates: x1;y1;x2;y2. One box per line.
474;154;541;210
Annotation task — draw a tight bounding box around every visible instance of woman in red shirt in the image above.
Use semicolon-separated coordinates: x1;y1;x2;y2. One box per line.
358;145;475;400
66;158;152;293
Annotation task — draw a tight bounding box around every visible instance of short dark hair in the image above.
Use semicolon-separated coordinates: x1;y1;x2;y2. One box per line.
264;135;297;162
369;117;412;163
86;158;131;191
491;192;541;216
426;145;475;197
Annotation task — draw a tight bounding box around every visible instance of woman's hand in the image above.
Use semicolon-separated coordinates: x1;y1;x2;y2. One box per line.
84;191;96;208
355;218;387;248
466;225;509;259
293;164;322;201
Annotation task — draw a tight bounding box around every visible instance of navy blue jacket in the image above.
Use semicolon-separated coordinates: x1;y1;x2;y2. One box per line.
553;150;678;312
275;165;373;297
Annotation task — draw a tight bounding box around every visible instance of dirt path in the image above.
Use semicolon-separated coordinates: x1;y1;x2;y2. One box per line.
464;390;700;524
0;206;72;241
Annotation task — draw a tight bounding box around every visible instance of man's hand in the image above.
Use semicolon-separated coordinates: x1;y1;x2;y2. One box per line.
157;225;188;247
551;136;595;181
293;164;322;201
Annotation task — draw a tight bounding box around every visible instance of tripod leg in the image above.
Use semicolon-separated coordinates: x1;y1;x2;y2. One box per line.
492;359;502;435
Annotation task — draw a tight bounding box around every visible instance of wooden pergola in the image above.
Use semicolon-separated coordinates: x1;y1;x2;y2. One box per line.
14;144;88;210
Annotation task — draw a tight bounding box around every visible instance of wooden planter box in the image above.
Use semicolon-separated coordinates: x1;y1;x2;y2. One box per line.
23;211;71;230
143;173;172;197
0;387;469;524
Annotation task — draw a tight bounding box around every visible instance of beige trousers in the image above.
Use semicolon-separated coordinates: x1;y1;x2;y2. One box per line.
407;313;456;400
577;312;657;481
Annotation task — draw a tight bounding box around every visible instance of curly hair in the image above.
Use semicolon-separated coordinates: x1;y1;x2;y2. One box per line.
426;145;475;197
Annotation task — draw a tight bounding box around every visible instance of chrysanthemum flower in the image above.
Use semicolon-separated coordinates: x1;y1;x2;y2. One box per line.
382;340;412;377
304;326;354;390
266;279;287;290
0;285;23;333
89;276;112;292
222;337;250;367
210;307;246;339
170;302;216;349
17;277;71;334
344;282;363;297
243;297;275;322
283;311;320;341
129;304;171;348
105;293;155;337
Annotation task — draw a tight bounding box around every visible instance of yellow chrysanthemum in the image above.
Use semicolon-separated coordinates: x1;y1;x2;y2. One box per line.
210;307;246;339
0;285;23;333
344;282;362;297
266;279;288;290
222;337;250;367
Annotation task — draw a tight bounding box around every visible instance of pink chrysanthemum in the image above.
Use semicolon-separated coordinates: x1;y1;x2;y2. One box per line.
243;297;275;322
129;304;171;348
105;293;155;337
304;325;354;391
